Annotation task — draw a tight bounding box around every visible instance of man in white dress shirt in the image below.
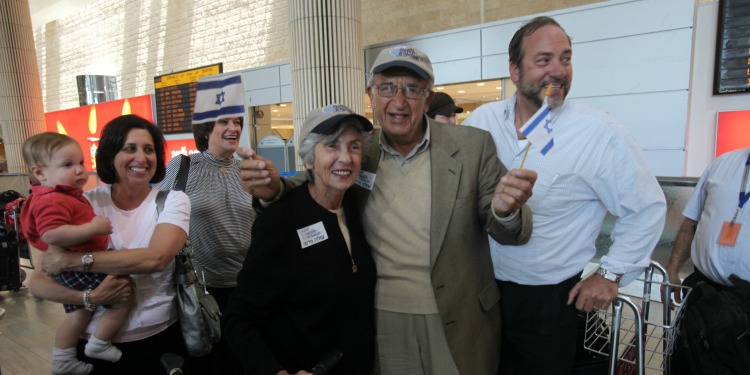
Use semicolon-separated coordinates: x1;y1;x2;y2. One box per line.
666;146;750;290
464;16;667;374
665;146;750;374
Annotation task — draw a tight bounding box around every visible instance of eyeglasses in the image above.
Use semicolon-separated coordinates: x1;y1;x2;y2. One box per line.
372;83;428;99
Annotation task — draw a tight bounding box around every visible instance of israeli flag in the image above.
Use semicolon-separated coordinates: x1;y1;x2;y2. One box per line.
519;99;554;155
192;74;245;125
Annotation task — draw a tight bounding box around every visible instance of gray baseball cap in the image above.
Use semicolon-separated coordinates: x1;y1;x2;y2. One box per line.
299;104;373;141
370;46;434;83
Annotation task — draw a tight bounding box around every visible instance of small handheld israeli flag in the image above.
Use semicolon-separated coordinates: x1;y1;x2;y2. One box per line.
519;98;554;155
192;74;245;125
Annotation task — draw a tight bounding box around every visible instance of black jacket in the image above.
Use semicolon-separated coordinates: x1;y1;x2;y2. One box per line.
225;182;376;375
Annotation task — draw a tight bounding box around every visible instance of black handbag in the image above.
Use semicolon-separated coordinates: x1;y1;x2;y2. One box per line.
157;164;222;356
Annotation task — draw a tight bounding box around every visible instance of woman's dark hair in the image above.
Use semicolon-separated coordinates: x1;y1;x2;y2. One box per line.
96;114;166;184
192;117;244;152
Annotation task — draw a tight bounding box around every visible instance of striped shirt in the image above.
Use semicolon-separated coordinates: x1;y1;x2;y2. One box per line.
158;151;255;287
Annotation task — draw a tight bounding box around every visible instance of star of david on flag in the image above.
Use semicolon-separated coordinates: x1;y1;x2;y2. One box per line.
192;74;245;125
519;98;554;155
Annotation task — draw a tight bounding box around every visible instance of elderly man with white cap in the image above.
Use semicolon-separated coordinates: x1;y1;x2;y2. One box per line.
238;46;538;375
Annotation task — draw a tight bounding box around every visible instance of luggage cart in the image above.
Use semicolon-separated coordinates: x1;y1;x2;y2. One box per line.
583;261;691;375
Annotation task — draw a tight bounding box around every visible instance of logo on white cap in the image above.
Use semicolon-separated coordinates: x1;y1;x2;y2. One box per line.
323;104;351;114
390;47;421;62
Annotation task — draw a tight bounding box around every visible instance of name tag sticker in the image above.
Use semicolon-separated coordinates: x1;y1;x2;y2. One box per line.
297;222;328;249
718;222;741;246
356;170;376;190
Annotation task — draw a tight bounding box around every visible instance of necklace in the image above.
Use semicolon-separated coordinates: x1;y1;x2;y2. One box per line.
204;151;232;174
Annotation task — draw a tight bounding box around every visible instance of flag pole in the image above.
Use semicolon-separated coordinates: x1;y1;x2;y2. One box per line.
520;83;554;169
520;143;531;169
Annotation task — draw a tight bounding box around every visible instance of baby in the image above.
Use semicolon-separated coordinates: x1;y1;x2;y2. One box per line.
20;132;133;375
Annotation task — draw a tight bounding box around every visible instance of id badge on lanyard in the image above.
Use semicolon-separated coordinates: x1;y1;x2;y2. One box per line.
719;153;750;246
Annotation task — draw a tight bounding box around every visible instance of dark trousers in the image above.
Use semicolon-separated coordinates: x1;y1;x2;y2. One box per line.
77;322;188;375
681;268;723;291
497;273;581;375
186;286;243;375
670;268;724;375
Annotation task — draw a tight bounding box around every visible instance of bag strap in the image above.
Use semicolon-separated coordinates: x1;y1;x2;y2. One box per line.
157;189;192;282
174;154;190;192
156;190;169;215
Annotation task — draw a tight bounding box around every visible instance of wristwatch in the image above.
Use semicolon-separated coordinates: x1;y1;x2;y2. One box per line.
595;268;622;285
81;252;94;272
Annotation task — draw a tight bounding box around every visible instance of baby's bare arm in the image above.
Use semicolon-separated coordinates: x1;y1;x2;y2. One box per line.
41;216;112;247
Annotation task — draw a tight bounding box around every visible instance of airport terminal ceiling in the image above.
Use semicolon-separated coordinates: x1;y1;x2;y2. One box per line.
21;0;746;178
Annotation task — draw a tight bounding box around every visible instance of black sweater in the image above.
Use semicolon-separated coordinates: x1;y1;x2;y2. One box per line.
225;182;376;375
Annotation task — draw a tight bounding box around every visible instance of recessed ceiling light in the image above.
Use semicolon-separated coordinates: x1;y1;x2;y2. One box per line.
458;90;465;93
436;87;445;90
477;83;485;86
496;87;502;90
280;103;287;107
272;109;279;113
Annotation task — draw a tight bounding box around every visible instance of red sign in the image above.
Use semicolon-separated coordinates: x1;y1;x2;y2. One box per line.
44;95;154;170
165;139;199;162
716;110;750;157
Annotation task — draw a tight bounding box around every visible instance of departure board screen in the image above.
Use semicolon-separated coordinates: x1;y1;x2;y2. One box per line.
154;63;222;133
714;0;750;94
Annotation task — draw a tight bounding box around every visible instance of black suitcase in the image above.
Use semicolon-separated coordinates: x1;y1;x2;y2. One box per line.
0;232;22;292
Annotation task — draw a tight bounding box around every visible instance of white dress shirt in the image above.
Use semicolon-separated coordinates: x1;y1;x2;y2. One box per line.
684;147;750;285
465;94;666;286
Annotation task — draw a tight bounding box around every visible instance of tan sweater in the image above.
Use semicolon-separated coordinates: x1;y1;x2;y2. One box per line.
363;131;439;314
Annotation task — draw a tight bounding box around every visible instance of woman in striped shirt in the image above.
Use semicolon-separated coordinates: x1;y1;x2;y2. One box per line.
158;115;255;374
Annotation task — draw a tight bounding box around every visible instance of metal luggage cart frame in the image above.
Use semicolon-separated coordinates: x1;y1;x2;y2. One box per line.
583;261;691;375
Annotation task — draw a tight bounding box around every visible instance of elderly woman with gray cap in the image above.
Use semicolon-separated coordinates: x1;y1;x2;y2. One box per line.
225;104;376;375
156;74;254;373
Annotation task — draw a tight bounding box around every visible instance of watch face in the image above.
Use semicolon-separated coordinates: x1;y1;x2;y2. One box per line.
597;268;619;283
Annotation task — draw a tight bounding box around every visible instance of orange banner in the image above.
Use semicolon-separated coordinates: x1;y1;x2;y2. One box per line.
44;95;153;170
716;110;750;157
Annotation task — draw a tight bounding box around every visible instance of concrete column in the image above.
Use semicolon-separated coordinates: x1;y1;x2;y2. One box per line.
0;0;47;172
288;0;364;170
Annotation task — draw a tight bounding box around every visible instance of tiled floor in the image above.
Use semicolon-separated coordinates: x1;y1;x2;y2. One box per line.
0;268;62;375
0;266;679;375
